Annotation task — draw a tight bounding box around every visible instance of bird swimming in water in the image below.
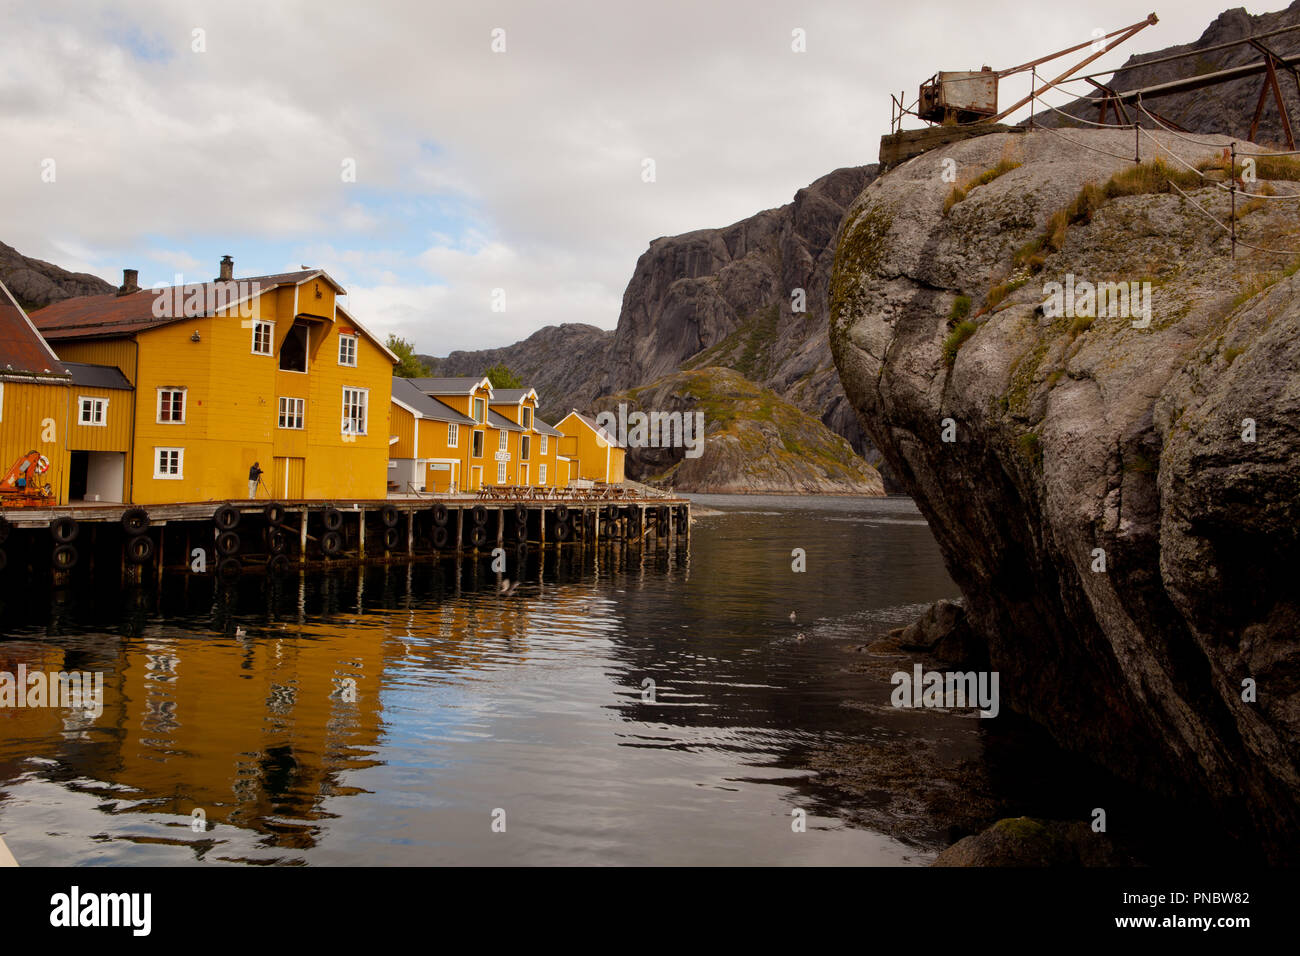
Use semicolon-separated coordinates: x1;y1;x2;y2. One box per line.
789;611;797;623
794;633;806;643
500;579;521;596
235;626;247;637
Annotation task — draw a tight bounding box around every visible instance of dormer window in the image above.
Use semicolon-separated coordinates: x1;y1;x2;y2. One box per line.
522;406;532;429
473;397;485;422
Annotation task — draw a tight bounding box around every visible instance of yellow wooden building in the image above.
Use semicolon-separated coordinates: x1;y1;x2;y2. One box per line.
32;259;397;504
556;410;626;484
0;279;73;506
405;377;498;491
389;376;477;493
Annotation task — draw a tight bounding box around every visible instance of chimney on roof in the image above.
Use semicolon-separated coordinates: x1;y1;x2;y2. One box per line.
117;269;139;296
218;255;233;281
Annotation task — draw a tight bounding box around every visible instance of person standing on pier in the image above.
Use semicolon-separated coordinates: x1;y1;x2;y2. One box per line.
248;461;263;498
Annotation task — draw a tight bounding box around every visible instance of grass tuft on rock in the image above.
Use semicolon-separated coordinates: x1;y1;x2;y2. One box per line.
942;320;978;367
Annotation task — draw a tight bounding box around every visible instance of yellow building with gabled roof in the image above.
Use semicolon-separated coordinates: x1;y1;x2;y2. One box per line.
556;410;626;484
32;258;398;504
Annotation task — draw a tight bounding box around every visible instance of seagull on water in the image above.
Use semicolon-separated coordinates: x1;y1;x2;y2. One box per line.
500;579;521;597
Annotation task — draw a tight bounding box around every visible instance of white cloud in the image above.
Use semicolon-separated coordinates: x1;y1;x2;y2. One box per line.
0;0;1240;356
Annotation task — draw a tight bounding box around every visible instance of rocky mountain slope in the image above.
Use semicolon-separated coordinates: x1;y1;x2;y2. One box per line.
602;165;878;451
594;367;883;495
418;166;883;468
0;241;114;311
829;126;1300;859
1033;3;1300;144
419;323;612;424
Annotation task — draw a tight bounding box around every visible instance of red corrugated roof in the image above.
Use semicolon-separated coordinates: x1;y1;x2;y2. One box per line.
31;270;333;340
0;278;68;376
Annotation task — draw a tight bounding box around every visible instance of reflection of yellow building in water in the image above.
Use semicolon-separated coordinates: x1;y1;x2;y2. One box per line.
0;579;567;857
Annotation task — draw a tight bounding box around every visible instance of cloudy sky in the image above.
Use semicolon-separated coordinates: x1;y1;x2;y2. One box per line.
1;0;1254;354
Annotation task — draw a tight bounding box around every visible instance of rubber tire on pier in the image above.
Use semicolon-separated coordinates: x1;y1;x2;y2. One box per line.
553;504;570;522
214;504;241;531
469;524;488;548
0;516;10;545
514;502;527;523
264;502;287;526
626;510;641;535
126;535;154;565
50;516;79;544
121;508;150;536
602;504;619;521
53;544;78;570
322;507;344;531
553;520;571;542
471;504;488;526
657;506;670;528
217;556;241;578
676;504;688;526
216;531;241;556
432;502;449;526
383;527;401;550
268;553;290;576
432;525;450;550
265;528;287;554
381;505;400;528
321;531;343;556
514;541;527;563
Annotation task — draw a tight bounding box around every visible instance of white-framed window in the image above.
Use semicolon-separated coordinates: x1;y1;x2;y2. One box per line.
278;396;305;429
154;447;183;479
540;434;547;454
472;430;484;458
338;334;357;367
157;388;186;424
473;397;485;422
497;461;507;483
342;387;368;435
498;430;508;451
447;423;458;447
520;435;530;460
78;396;108;426
539;464;547;484
522;407;532;429
252;320;274;355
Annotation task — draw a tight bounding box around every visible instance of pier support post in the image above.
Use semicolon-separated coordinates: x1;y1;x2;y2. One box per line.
497;507;505;551
358;508;366;559
299;509;309;565
407;509;414;554
456;507;464;555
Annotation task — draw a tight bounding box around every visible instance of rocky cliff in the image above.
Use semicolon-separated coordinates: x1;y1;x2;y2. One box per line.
603;166;878;453
0;241;114;311
421;166;883;471
1034;3;1300;144
829;127;1300;859
594;368;884;495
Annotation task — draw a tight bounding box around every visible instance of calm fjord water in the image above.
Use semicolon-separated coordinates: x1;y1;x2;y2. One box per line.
0;495;967;866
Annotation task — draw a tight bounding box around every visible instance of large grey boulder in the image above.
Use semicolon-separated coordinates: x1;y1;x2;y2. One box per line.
830;126;1300;860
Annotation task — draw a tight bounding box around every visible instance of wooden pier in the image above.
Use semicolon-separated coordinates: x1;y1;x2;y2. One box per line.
0;493;691;582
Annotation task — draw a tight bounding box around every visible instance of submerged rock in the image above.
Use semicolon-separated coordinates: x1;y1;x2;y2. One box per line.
873;599;981;665
933;817;1132;867
830;127;1300;860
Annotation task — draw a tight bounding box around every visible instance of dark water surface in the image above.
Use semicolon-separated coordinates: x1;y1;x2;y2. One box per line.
0;495;972;866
